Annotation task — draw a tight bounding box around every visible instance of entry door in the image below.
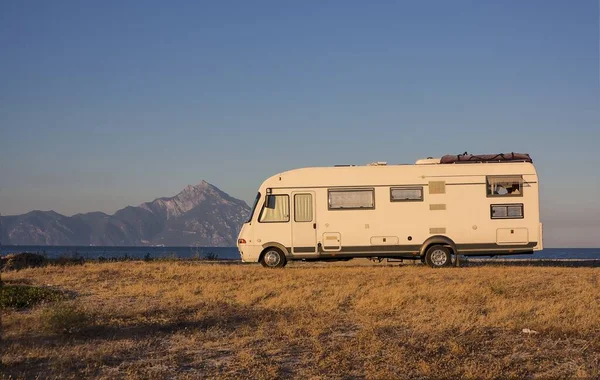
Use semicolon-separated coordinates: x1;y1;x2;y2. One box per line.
291;191;317;255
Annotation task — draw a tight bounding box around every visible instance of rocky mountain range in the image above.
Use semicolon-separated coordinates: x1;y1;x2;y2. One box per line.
0;181;250;247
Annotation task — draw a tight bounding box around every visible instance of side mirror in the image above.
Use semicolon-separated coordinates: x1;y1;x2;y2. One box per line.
265;195;276;209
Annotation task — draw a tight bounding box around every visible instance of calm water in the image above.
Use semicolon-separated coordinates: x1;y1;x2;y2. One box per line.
1;246;599;260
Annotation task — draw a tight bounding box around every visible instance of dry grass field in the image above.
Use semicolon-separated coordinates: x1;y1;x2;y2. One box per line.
1;261;599;379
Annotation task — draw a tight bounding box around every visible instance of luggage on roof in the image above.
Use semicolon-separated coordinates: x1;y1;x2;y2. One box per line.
440;152;532;164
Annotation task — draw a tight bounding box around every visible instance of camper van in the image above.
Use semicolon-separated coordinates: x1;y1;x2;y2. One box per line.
237;153;542;268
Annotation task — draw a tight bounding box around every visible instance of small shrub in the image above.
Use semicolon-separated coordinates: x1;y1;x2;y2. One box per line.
0;285;65;309
203;251;219;260
191;248;202;260
41;302;91;334
51;254;85;267
97;254;135;263
0;253;47;271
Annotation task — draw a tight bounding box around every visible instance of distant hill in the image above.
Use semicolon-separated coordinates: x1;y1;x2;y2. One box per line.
0;181;250;247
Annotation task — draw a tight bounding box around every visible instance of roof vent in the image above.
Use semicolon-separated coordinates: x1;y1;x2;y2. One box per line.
415;158;441;165
367;161;388;166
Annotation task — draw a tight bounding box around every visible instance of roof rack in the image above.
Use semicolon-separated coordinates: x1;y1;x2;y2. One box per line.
440;152;532;164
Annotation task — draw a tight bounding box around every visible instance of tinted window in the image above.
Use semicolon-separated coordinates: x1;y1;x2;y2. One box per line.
246;192;261;223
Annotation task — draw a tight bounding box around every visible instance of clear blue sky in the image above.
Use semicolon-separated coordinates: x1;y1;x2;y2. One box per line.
1;1;598;247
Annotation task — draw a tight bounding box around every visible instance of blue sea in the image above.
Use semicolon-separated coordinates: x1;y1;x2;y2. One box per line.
0;245;599;260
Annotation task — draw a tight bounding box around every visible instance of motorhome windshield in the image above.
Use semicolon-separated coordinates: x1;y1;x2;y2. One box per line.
246;192;261;223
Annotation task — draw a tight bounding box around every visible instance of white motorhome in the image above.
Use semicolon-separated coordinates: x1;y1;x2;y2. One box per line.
237;153;542;268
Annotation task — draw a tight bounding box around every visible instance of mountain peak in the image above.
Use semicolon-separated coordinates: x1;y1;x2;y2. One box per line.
182;180;210;194
140;180;244;221
177;180;214;200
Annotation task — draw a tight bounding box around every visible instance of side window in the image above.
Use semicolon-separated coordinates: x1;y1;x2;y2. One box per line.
390;187;423;202
491;204;524;219
294;194;313;222
487;176;523;196
328;189;374;210
259;195;289;222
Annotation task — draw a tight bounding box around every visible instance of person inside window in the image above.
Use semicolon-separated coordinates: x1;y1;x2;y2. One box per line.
495;185;508;195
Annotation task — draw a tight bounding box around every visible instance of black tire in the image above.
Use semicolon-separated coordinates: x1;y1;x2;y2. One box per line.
424;245;452;268
260;247;287;268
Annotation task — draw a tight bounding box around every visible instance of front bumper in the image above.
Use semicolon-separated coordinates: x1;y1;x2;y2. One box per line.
237;244;263;263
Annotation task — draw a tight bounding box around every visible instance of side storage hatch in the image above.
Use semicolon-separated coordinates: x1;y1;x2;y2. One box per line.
496;228;529;245
322;232;341;251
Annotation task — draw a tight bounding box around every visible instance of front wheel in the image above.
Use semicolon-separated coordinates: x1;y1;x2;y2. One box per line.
260;247;287;268
424;245;452;268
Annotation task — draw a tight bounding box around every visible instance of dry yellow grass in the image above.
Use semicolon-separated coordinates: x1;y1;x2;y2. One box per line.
1;261;599;379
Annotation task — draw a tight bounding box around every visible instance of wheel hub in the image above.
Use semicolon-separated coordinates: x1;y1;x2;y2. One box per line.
430;249;448;266
264;251;281;267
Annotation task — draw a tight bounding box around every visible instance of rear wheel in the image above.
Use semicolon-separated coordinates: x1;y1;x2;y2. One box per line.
424;245;452;268
260;247;287;268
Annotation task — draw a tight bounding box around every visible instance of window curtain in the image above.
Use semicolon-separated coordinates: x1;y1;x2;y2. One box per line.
391;188;422;200
260;195;289;222
329;190;374;208
294;194;312;222
507;205;523;217
492;206;508;218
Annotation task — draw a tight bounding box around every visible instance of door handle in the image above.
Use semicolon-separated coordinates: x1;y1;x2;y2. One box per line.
313;223;316;229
